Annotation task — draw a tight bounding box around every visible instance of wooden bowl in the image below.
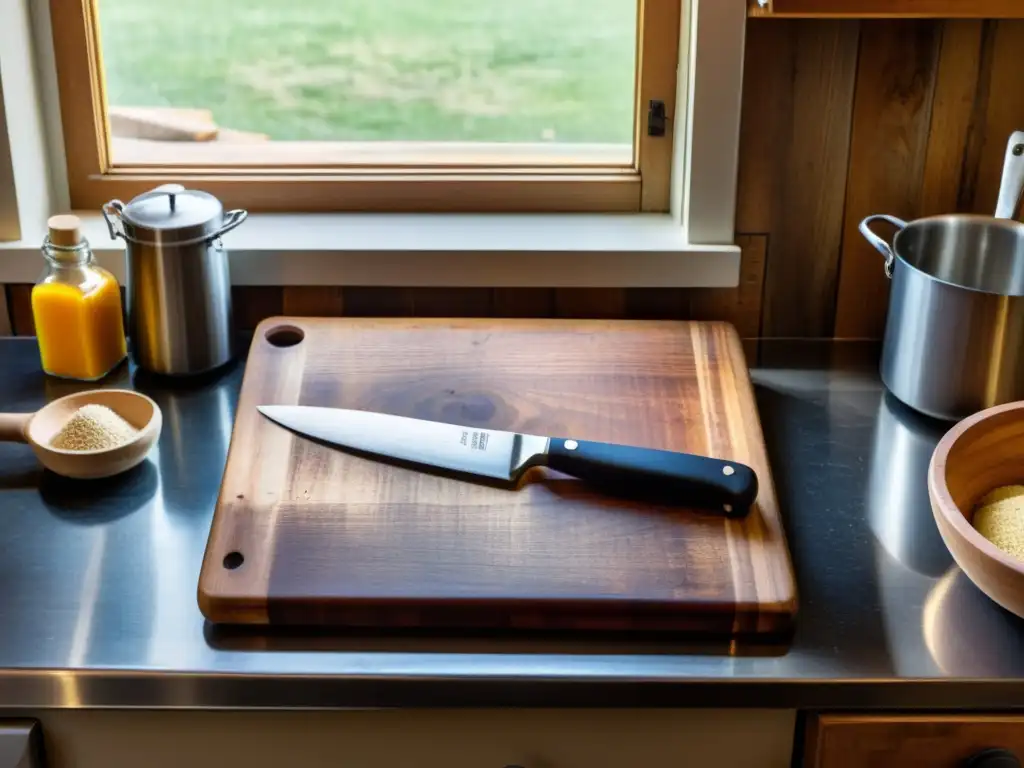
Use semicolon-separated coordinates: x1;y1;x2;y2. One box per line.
5;389;162;479
929;401;1024;618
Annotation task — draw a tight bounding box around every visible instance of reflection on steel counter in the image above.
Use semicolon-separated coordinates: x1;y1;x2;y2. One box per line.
867;391;953;577
133;363;239;505
924;568;1024;676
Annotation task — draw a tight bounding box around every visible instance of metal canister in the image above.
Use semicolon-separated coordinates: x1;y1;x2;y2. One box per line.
102;185;247;376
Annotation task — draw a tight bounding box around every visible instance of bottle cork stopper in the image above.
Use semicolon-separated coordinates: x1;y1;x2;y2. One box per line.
47;214;83;247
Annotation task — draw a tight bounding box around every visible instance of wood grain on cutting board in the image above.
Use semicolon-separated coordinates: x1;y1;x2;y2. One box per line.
198;318;796;633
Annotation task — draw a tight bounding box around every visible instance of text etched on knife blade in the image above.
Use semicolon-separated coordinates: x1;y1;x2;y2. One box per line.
460;430;490;451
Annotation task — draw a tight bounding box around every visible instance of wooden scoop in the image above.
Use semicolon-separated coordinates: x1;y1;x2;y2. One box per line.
0;389;161;479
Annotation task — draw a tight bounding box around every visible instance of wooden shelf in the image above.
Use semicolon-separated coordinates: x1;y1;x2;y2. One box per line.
750;0;1024;18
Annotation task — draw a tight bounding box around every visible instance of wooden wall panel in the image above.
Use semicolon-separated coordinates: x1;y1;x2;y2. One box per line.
968;21;1024;215
623;288;688;320
232;287;283;330
955;20;997;214
8;285;34;336
493;289;555;318
0;287;10;336
554;289;628;319
282;286;343;316
918;20;985;216
411;288;493;317
833;20;942;339
690;235;768;339
735;22;795;236
341;287;414;317
739;20;860;338
6;280;752;335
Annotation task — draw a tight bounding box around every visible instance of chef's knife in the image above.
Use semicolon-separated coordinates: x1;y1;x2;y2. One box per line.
257;406;758;517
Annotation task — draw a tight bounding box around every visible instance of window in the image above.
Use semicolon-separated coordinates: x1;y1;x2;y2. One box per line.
51;0;693;214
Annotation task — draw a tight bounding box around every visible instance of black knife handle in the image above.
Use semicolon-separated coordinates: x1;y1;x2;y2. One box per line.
546;438;758;517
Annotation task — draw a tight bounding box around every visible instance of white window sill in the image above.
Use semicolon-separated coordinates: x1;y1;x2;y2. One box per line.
0;213;739;288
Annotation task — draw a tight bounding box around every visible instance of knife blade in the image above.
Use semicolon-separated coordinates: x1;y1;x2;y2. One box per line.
257;405;758;517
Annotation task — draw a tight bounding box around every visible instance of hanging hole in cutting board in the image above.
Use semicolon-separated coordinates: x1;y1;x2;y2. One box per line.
264;325;305;348
223;551;245;570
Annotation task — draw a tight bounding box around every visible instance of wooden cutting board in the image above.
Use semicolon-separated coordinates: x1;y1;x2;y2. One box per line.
199;318;797;633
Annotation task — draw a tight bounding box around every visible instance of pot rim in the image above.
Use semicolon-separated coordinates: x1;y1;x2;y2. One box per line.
892;213;1024;298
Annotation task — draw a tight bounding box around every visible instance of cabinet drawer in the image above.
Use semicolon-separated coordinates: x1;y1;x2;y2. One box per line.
805;714;1024;768
18;709;795;768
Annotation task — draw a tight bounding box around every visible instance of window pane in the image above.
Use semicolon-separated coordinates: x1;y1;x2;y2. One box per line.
98;0;637;166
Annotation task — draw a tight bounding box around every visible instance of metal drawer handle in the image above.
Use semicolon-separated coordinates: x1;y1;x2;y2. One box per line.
963;747;1021;768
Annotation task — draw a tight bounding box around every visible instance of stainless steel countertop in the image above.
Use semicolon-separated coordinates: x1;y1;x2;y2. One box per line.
1;338;1023;710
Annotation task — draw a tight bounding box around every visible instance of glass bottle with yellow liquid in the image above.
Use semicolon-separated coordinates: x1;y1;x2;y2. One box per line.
32;215;127;380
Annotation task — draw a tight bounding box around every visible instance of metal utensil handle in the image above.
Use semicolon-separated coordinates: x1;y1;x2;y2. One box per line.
995;131;1024;220
101;200;126;241
213;209;248;239
859;214;907;279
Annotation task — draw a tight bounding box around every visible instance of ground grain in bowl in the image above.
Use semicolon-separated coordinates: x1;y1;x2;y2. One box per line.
50;404;138;451
973;484;1024;561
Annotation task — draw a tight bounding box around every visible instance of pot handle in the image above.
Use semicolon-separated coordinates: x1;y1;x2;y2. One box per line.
859;214;907;279
995;131;1024;220
101;200;126;241
214;209;248;239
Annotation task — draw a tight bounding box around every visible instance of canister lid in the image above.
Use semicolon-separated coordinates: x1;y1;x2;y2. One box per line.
120;184;225;244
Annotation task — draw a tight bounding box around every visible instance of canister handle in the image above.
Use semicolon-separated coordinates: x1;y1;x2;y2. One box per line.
859;214;907;279
213;209;248;239
101;200;126;241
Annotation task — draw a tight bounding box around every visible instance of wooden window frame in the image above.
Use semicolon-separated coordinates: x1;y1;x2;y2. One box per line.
50;0;683;214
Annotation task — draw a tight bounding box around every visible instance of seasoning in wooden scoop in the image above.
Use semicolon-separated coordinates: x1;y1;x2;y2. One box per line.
51;404;138;451
973;485;1024;561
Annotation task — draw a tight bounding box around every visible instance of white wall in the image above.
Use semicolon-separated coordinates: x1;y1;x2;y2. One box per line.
0;0;65;245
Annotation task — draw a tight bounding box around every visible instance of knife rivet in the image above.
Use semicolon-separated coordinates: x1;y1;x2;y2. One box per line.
724;504;733;514
564;440;578;451
722;465;735;476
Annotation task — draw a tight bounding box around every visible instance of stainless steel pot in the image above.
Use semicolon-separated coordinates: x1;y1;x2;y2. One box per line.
102;185;247;376
860;132;1024;421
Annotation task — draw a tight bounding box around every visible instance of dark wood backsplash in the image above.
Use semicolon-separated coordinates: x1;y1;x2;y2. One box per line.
6;20;1021;339
4;235;768;340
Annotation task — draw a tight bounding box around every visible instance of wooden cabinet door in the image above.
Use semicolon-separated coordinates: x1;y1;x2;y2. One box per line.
805;715;1024;768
